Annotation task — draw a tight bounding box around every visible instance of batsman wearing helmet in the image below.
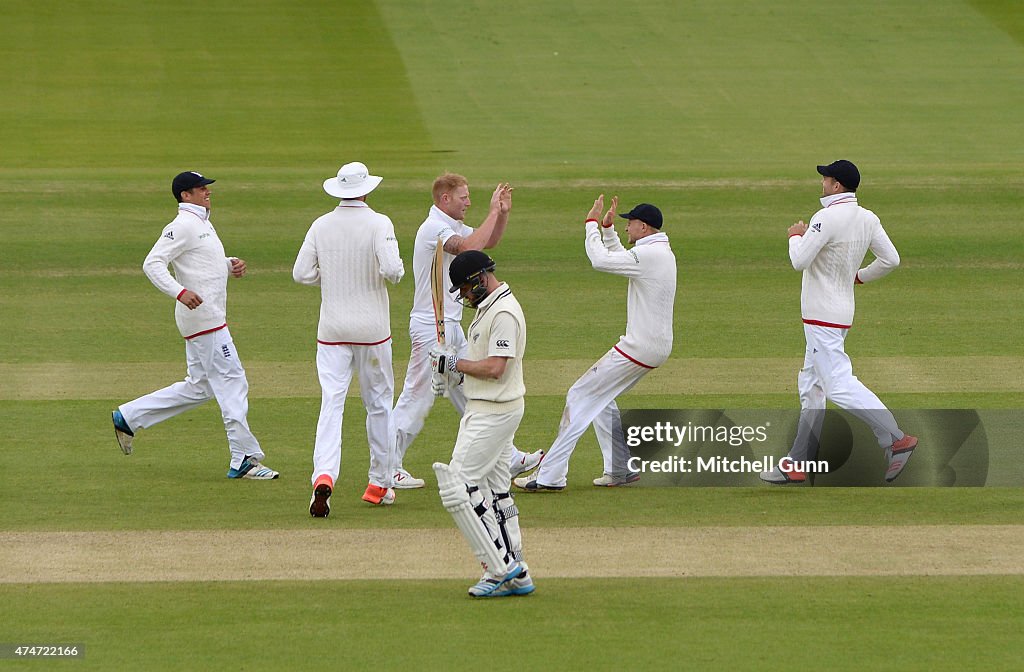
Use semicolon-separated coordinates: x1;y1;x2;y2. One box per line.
431;250;534;598
390;176;542;489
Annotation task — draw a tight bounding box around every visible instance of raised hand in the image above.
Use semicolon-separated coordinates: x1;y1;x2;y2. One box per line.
602;195;619;228
587;194;605;222
498;183;513;214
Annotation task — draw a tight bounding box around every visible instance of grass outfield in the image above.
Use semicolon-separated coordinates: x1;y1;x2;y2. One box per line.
2;578;1021;671
1;0;1022;669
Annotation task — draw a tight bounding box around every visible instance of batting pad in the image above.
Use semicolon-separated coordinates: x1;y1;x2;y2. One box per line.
493;492;523;563
433;462;510;574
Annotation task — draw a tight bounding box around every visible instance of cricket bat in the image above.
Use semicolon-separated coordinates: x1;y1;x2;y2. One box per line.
431;236;446;346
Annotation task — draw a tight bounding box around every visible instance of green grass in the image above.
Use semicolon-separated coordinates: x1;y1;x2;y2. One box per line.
2;399;1023;531
1;0;1022;669
2;577;1022;671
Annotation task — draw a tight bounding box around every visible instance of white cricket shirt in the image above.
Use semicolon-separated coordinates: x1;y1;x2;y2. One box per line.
409;205;474;327
143;203;234;339
584;222;677;368
293;200;404;344
788;193;900;328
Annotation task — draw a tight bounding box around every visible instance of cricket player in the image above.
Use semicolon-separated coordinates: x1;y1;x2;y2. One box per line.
295;162;405;516
389;174;542;489
111;171;278;480
515;195;676;492
760;160;917;485
432;250;534;597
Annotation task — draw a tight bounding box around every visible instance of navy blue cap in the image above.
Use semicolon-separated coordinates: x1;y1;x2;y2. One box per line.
619;203;663;229
816;160;860;191
172;171;215;199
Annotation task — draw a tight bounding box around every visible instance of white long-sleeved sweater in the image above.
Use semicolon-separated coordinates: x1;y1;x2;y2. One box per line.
143;203;234;339
293;201;404;344
584;221;677;368
788;193;900;328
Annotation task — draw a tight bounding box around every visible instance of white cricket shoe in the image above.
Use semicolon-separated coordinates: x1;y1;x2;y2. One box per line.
510;450;545;478
226;456;280;480
513;473;564;492
492;569;535;597
759;464;806;484
468;562;523;598
592;472;641;487
885;434;918;483
393;468;425;489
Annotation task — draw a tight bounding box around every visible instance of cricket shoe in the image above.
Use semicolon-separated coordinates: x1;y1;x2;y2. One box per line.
226;456;280;480
112;410;134;455
593;472;641;487
468;562;524;598
362;483;396;506
492;569;535;597
510;449;545;478
309;475;333;518
393;468;425;489
759;460;806;485
885;434;918;483
513;473;564;492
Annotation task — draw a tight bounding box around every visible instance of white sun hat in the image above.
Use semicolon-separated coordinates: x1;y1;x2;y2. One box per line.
323;162;383;199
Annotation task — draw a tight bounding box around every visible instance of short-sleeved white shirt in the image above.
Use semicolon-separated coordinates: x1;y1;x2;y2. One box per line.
410;205;474;326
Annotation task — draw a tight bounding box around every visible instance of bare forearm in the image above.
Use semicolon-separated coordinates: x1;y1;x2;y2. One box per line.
458;208;501;251
456;356;508;380
485;211;509;248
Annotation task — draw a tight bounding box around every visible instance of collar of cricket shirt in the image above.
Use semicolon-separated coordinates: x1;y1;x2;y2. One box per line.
178;203;209;220
475;282;512;314
634;231;669;247
429;204;463;228
337;199;369;208
820;192;858;208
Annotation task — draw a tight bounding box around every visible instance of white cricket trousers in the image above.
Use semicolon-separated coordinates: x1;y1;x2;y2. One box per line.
534;348;650;488
789;323;904;460
391;320;469;461
311;341;395;489
449;402;523;501
391;320;532;470
119;326;262;470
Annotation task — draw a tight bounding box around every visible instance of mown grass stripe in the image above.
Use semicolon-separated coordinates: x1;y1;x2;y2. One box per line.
2;357;1020;400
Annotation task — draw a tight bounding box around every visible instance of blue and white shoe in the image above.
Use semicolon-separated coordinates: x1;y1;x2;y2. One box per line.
227;456;279;480
468;561;523;598
492;569;535;597
112;410;134;455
